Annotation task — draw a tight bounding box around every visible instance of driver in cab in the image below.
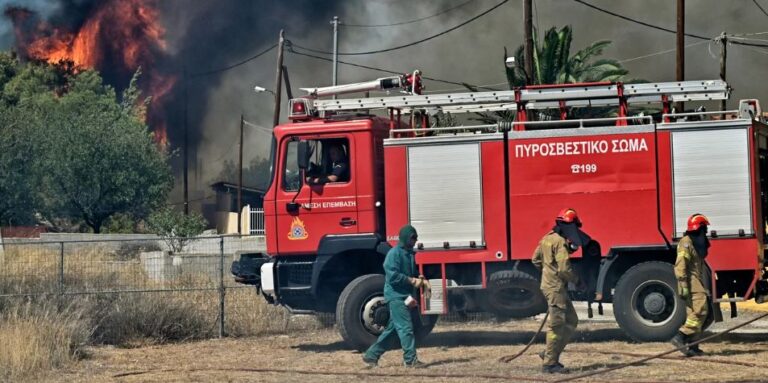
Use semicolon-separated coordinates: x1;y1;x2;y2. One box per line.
306;144;349;185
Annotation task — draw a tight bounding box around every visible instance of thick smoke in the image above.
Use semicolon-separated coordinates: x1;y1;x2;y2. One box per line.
1;0;767;208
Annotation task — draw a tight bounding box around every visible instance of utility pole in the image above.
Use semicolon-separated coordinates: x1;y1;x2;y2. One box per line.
183;66;189;215
676;0;685;112
273;30;285;128
237;114;244;235
719;32;728;118
332;16;340;92
523;0;534;85
282;65;294;100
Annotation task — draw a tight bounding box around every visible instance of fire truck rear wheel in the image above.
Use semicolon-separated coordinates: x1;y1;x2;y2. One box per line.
486;270;547;319
613;261;686;342
336;274;438;351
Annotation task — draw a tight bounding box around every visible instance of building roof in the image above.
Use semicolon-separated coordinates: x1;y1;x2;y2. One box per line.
210;181;266;195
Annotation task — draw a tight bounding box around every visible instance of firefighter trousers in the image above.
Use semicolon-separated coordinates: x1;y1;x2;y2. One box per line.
544;298;578;366
679;292;708;337
363;299;417;363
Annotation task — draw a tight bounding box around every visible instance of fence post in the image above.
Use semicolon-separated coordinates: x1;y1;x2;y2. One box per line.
218;236;225;338
58;242;65;296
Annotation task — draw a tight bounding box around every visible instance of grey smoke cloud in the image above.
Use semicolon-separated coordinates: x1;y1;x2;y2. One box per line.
0;0;59;46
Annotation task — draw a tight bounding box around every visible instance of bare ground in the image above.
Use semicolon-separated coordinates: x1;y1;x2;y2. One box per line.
42;310;768;383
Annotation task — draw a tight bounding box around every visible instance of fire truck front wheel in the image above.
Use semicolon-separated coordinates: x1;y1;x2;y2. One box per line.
613;261;687;342
336;274;438;351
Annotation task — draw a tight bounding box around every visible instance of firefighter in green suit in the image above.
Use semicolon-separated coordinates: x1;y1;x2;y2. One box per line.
671;213;711;357
363;224;429;368
533;208;589;374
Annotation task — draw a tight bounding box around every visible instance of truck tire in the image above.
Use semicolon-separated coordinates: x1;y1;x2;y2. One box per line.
336;274;438;351
613;261;687;342
486;269;547;319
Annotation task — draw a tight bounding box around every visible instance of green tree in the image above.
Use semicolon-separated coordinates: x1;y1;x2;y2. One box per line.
472;26;631;125
33;71;173;233
0;55;172;231
0;105;37;225
147;207;207;253
0;54;43;224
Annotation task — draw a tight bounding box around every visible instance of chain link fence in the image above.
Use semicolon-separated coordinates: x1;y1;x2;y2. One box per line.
0;234;496;346
0;235;313;341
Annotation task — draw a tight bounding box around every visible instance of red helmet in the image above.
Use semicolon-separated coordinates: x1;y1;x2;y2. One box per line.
556;208;582;227
686;213;710;232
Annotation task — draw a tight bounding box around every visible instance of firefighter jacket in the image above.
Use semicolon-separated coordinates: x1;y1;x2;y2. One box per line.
533;231;579;305
383;225;418;302
674;235;709;295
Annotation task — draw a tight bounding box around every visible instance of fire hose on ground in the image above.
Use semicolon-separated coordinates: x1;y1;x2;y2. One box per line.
495;309;768;382
552;310;768;382
113;311;768;382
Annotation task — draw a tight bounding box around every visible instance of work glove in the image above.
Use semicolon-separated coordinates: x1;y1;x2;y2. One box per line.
410;277;424;288
420;277;432;300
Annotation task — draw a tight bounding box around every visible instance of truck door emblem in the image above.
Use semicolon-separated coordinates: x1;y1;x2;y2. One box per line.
287;217;309;240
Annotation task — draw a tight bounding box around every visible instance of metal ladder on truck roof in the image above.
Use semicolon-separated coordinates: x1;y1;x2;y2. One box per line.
312;80;728;114
289;71;729;129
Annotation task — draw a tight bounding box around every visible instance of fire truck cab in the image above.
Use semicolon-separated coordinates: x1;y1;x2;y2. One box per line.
232;74;768;351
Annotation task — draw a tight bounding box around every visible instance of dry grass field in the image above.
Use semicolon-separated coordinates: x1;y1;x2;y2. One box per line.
35;313;768;383
0;244;319;382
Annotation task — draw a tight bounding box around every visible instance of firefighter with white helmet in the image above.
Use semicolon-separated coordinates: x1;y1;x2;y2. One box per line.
670;213;711;357
532;208;589;374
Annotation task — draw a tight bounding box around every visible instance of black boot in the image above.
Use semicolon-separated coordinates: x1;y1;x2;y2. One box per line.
539;351;564;368
688;344;704;356
542;364;570;374
670;332;694;357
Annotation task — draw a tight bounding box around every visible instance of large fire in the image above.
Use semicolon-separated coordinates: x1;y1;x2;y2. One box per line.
5;0;172;145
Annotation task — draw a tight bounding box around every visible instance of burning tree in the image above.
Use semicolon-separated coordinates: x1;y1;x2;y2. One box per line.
4;0;174;144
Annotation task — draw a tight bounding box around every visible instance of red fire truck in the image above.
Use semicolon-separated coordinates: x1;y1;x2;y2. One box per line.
232;73;768;350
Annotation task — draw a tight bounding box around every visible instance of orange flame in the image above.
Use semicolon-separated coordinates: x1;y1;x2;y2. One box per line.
6;0;172;144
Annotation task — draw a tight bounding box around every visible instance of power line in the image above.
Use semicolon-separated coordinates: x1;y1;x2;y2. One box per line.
571;0;709;40
292;0;510;56
342;0;477;28
617;40;709;63
287;46;501;90
423;81;509;93
189;43;278;78
730;39;768;48
573;0;768;50
753;0;768;18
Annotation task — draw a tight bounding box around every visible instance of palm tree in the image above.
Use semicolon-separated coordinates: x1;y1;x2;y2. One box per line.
505;25;628;87
459;26;632;126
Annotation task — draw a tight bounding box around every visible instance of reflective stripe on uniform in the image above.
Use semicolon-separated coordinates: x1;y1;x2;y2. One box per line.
685;318;700;328
677;250;690;260
548;333;558;341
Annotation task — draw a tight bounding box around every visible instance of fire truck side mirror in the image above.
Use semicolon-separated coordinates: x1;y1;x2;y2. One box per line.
297;141;310;170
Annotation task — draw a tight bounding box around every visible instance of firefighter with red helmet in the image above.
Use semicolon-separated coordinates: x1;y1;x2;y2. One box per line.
670;213;711;357
532;208;590;374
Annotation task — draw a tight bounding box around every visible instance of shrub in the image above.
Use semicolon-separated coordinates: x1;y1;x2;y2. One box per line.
147;207;207;253
0;300;90;382
90;293;213;345
112;240;162;261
